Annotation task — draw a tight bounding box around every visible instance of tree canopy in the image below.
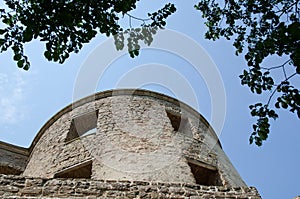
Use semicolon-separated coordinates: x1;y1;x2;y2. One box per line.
195;0;300;145
0;0;176;68
0;0;299;146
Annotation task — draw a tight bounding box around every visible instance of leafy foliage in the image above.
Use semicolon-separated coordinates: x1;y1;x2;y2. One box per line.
114;26;158;58
0;0;299;146
0;0;176;69
115;3;176;58
195;0;300;145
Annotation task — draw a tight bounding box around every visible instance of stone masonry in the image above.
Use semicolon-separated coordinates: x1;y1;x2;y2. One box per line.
0;89;261;198
0;174;261;198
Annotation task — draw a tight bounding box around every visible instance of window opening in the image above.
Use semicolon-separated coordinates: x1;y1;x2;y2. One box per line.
188;161;222;186
54;160;92;179
166;110;193;137
0;165;22;175
65;110;98;142
166;110;182;131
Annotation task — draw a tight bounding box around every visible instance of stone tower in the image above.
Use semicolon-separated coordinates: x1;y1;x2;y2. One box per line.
0;89;261;198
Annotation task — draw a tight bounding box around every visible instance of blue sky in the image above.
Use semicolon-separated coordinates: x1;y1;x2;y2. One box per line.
0;1;299;198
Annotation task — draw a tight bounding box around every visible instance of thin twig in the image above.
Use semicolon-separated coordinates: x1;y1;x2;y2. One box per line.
261;59;290;71
126;13;151;29
218;1;228;27
278;1;297;18
282;64;287;79
267;85;279;106
125;13;151;22
266;72;297;106
129;15;132;29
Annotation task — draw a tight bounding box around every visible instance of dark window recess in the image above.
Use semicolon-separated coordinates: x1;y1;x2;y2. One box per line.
0;165;22;175
65;110;98;142
54;160;92;179
166;111;181;131
166;111;193;137
188;161;222;186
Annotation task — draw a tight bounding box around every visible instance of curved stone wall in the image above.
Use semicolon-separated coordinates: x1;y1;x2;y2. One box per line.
21;89;245;187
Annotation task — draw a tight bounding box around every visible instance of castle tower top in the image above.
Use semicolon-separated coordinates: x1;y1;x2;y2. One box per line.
0;89;261;198
21;89;243;186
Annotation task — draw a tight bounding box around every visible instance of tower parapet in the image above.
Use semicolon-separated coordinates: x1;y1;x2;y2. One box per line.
0;89;261;198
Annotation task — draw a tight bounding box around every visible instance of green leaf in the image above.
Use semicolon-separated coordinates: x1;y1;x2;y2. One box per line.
23;64;30;71
0;39;5;45
17;59;24;68
13;54;22;61
256;87;262;94
129;51;135;58
23;29;33;42
0;29;6;35
250;109;257;116
255;103;262;107
258;130;267;140
44;51;51;60
249;136;254;144
53;53;59;62
134;49;139;56
252;124;257;131
255;137;262;146
281;102;288;109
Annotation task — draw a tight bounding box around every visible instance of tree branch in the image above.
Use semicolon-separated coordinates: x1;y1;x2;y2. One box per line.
125;13;151;22
261;59;290;71
266;72;297;106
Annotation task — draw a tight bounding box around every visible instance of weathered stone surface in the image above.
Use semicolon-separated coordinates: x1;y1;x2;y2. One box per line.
0;142;28;175
0;174;261;198
21;91;243;186
0;89;261;198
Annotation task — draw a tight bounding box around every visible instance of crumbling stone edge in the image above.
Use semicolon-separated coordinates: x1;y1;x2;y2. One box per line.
0;174;261;198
